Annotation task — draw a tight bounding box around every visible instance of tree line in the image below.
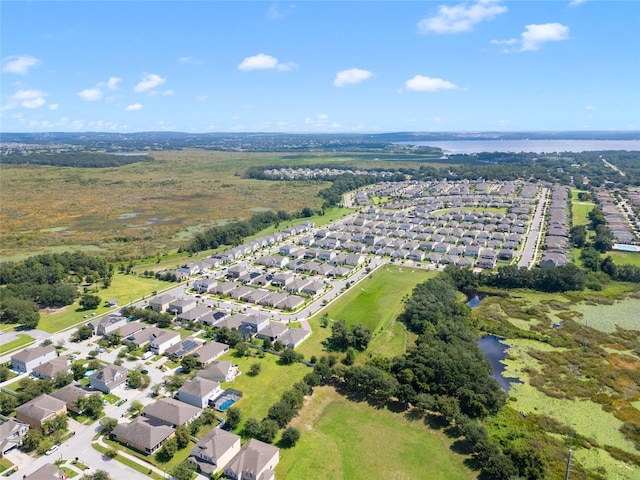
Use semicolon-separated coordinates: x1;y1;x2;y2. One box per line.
0;251;113;329
0;151;153;168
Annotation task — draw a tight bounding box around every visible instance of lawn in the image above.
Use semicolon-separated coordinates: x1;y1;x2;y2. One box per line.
219;351;311;423
0;333;36;355
609;250;640;267
298;265;435;360
37;272;169;333
571;201;594;227
276;386;476;480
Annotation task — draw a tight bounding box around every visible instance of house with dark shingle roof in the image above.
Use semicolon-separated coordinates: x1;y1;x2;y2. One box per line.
15;394;67;429
23;464;69;480
32;355;69;380
142;398;201;427
192;341;229;365
112;417;175;455
196;360;239;383
50;384;90;413
0;418;29;457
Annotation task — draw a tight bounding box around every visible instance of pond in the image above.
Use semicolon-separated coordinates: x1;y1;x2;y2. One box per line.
466;295;482;308
477;335;522;391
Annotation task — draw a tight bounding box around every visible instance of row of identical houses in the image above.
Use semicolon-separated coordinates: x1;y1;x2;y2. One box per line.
539;185;571;268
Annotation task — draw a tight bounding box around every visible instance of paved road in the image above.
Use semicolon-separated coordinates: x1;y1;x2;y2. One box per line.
518;187;549;269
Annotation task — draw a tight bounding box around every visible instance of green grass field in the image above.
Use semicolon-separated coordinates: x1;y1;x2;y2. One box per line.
571;201;595;227
219;351;311;423
297;266;435;360
0;333;35;355
37;272;170;333
609;250;640;267
277;386;476;480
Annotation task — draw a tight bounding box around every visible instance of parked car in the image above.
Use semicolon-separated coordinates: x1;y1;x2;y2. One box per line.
45;445;59;455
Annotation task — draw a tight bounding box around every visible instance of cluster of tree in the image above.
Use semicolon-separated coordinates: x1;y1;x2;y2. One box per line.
395;276;507;419
213;326;245;347
79;471;112;480
580;247;640;283
183;210;294;254
327;319;372;351
477;264;587;293
0;251;113;328
318;173;390;208
154;271;182;282
119;305;173;328
587;206;615;252
0;151;152;168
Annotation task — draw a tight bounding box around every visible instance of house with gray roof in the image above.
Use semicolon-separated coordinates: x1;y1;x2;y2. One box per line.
142;398;201;427
190;428;242;475
89;313;127;336
11;345;57;373
125;326;164;348
32;355;69;380
0;418;29;457
276;295;305;311
178;377;221;408
23;464;69;480
200;309;231;327
50;384;90;414
255;322;289;342
224;438;279;480
193;277;218;294
112;417;175;455
177;305;211;322
196;360;238;383
192;341;229;365
278;328;311;349
148;294;175;313
166;337;204;360
149;330;181;355
168;298;196;315
15;394;67;429
90;364;128;393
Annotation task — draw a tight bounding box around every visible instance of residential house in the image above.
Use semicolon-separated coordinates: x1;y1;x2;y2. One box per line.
276;295;305;311
166;338;204;360
177;377;221;408
224;438;279;480
255;322;289;342
193;277;218;294
196;361;238;383
15;394;67;429
213;281;238;296
50;384;90;414
199;309;230;327
192;341;229;365
148;294;175;313
115;321;147;339
168;298;196;315
0;418;29;457
112;417;175;455
189;428;242;476
23;464;69;480
11;345;57;373
301;280;325;297
89;313;128;336
270;273;294;287
177;305;211;323
32;356;69;380
239;315;270;336
142;398;201;427
149;330;181;355
89;364;128;393
125;326;164;348
278;328;311;349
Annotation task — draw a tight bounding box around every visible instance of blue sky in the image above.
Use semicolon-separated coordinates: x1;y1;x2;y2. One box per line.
2;0;639;133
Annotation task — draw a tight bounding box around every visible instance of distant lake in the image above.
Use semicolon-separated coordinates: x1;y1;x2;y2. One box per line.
397;140;640;154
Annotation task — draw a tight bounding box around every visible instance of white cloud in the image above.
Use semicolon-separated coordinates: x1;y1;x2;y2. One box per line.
569;0;587;6
585;105;595;110
134;73;166;93
418;0;507;34
126;103;143;111
196;95;209;101
238;53;297;71
267;3;295;19
6;89;49;109
178;55;204;65
107;77;121;90
2;55;41;74
492;23;570;52
78;86;104;101
49;103;59;110
405;75;457;92
521;23;569;51
334;68;373;87
161;89;174;96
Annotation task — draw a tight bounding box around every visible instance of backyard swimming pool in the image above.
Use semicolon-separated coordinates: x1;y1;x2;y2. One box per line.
218;399;235;411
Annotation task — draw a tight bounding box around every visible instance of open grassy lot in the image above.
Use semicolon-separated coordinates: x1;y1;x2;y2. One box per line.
219;351;311;422
572;201;595;227
0;333;35;355
37;272;169;333
277;386;476;480
0;149;425;262
297;265;435;360
609;250;640;267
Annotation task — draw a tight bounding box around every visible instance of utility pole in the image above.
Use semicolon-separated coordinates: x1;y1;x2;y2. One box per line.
564;448;573;480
